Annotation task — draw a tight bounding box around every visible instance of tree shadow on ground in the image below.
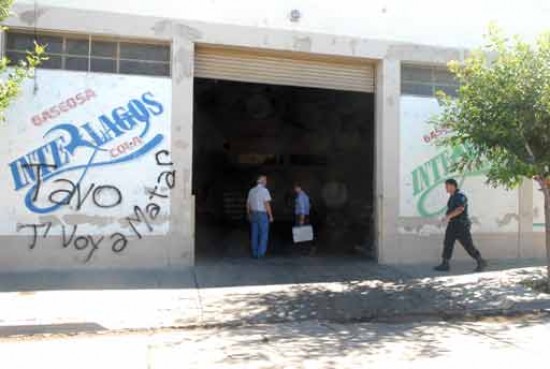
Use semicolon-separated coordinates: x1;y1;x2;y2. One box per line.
154;316;550;367
197;265;550;326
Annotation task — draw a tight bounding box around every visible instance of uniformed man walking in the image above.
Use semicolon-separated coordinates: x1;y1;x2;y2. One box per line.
434;179;488;272
246;175;274;259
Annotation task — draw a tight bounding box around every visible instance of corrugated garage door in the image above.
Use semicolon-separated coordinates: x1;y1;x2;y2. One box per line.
194;45;375;93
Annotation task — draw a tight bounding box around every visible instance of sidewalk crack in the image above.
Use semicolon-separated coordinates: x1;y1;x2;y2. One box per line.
192;269;205;324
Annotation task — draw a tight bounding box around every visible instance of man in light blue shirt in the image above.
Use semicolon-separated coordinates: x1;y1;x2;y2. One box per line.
294;183;315;255
294;183;311;225
246;175;274;258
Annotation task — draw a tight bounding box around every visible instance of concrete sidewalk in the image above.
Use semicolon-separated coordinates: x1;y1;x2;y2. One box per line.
0;257;549;337
2;318;550;368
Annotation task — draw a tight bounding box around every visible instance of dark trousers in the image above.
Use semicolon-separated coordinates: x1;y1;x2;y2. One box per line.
443;221;481;261
295;214;310;226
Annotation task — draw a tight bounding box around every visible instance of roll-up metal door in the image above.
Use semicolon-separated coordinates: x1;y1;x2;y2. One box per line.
194;45;375;93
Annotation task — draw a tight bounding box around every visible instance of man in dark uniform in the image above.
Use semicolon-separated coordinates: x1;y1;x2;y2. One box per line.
434;179;488;272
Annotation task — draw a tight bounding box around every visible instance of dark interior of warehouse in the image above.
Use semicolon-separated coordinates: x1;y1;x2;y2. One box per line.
192;78;375;260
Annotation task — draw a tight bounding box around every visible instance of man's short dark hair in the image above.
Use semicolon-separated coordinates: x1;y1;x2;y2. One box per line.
445;178;458;188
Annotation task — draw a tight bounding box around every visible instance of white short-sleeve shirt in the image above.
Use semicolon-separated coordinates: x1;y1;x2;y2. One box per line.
247;184;272;212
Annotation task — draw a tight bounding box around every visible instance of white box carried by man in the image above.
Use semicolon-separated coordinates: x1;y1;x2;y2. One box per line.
292;225;314;243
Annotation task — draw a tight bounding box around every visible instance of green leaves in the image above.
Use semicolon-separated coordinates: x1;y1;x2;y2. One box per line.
434;26;550;189
0;0;46;123
0;42;46;122
0;0;14;21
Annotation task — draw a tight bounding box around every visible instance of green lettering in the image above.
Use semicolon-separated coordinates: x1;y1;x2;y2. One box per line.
412;165;431;196
450;145;466;163
440;150;452;176
429;152;443;183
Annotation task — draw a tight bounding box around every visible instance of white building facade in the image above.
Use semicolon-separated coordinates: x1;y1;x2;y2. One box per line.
0;0;547;271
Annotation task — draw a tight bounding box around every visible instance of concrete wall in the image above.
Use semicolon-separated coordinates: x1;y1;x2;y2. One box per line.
15;0;550;48
0;5;198;271
0;2;546;270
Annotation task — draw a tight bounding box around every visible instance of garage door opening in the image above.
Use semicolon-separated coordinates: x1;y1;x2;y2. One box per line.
193;78;376;260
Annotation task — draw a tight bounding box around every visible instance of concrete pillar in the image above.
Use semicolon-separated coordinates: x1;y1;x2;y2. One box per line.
374;58;401;263
165;28;196;267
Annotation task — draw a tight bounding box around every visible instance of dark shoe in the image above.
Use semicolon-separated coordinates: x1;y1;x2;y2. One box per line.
433;262;450;272
474;259;487;272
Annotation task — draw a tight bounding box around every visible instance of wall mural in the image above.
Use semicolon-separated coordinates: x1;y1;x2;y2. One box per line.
0;70;173;262
399;96;520;235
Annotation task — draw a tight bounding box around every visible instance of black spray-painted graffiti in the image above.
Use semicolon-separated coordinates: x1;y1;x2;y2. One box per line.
124;150;175;239
15;150;175;263
48;179;123;210
22;163;123;211
16;222;127;263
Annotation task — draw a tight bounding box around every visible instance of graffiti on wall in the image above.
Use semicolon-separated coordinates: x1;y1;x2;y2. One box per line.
399;96;519;234
125;149;175;240
0;70;173;263
410;144;488;218
15;149;176;263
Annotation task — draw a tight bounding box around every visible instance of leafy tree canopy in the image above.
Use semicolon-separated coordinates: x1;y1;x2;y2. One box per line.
435;25;550;190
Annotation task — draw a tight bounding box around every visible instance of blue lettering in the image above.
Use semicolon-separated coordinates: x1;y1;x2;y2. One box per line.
112;107;135;131
48;137;71;170
9;156;35;190
10;90;167;213
32;145;56;177
142;92;164;116
81;122;109;146
44;124;101;155
98;114;125;140
127;99;152;137
128;100;150;124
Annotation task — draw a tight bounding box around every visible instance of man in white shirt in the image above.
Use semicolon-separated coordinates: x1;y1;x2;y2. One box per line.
246;175;274;258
